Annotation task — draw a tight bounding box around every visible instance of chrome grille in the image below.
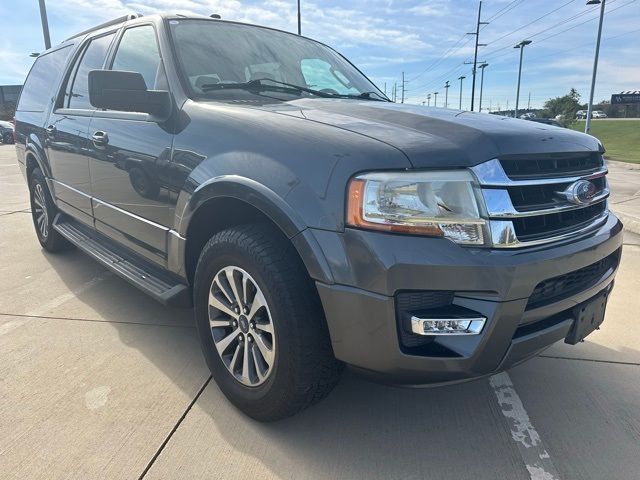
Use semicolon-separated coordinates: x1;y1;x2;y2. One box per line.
472;154;610;248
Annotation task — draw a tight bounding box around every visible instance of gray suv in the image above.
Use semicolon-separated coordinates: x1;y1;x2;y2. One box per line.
14;14;622;420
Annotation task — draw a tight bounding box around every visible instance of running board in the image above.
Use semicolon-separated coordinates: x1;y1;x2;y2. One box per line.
53;214;191;307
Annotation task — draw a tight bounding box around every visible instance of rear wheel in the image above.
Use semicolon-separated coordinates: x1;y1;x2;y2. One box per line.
194;224;342;421
29;168;73;252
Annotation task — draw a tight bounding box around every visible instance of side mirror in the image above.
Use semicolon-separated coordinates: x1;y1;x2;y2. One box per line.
88;70;171;118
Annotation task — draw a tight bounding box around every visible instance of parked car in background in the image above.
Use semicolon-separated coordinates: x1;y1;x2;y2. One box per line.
0;120;14;144
519;112;535;119
576;110;607;120
14;13;623;421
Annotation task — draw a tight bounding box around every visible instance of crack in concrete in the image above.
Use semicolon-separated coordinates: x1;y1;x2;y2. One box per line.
0;312;194;329
137;376;212;480
538;354;640;366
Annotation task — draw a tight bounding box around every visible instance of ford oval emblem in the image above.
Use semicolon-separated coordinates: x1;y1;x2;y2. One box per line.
561;179;597;205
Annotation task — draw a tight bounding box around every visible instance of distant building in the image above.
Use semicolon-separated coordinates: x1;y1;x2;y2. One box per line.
610;90;640;117
0;85;22;120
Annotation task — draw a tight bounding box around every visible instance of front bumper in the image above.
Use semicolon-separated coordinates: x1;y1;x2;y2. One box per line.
313;212;623;385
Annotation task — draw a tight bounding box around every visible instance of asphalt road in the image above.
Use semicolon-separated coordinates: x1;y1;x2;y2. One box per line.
1;143;639;480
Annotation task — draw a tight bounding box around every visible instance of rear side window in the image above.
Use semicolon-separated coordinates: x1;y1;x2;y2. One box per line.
111;26;163;89
17;46;72;112
66;32;115;109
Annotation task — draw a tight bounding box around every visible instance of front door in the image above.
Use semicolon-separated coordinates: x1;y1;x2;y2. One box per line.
46;31;116;225
87;24;175;265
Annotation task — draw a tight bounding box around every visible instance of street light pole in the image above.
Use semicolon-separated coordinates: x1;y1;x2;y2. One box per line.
585;0;606;133
427;94;431;107
38;0;51;50
514;40;532;118
458;76;466;110
444;81;450;108
478;63;488;112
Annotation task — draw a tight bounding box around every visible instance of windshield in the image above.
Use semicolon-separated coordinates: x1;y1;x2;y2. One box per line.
168;19;385;100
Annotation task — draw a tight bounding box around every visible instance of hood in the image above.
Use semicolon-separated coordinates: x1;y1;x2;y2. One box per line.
259;99;601;168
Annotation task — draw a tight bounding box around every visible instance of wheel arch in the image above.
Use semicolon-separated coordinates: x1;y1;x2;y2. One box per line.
179;177;334;287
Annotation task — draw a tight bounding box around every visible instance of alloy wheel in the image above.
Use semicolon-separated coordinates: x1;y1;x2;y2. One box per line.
33;183;49;239
208;266;276;387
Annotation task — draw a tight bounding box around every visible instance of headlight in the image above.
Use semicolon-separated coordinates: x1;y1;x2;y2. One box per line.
346;170;486;245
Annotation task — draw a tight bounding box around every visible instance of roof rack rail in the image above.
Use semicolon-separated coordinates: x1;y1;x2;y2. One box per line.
65;14;142;42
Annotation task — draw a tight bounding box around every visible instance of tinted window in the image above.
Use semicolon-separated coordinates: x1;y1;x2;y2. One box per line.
67;33;115;109
112;26;162;89
17;46;72;112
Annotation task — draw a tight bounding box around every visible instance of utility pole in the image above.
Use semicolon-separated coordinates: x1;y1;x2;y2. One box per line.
38;0;51;50
393;82;397;102
527;91;531;111
401;72;406;104
297;0;301;35
444;81;450;108
384;82;387;96
434;91;439;107
467;1;489;112
478;63;488;112
514;40;532;118
458;75;466;110
585;0;606;133
427;94;431;106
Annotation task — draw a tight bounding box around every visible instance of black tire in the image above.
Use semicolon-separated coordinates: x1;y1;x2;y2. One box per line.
194;223;342;421
3;133;14;144
29;168;73;252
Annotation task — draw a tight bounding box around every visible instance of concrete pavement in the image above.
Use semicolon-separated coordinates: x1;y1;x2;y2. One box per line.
607;160;640;235
1;143;640;480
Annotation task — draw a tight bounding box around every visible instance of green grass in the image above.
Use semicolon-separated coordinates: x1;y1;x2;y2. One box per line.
570;120;640;164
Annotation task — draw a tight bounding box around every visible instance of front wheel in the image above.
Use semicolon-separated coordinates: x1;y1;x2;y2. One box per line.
194;224;342;421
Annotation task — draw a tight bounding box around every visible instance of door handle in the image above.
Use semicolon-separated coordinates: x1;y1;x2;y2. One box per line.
92;130;109;147
45;125;56;135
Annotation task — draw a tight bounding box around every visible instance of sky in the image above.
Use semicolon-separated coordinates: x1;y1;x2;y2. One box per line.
1;0;639;110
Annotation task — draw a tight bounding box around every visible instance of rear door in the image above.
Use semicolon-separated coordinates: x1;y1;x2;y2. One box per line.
87;24;175;265
46;31;117;225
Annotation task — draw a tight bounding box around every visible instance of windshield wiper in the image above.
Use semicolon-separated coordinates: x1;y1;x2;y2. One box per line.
200;79;390;101
200;78;333;98
340;91;391;102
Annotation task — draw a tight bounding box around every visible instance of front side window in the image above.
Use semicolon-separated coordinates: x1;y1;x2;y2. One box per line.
17;46;72;112
111;25;163;89
67;32;116;109
168;20;383;100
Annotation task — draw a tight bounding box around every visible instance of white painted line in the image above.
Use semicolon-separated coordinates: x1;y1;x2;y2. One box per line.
489;372;561;480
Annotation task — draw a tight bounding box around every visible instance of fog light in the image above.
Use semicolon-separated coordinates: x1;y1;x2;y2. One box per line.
411;315;486;335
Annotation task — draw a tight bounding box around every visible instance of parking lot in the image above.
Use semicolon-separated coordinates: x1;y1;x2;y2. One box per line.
1;143;639;480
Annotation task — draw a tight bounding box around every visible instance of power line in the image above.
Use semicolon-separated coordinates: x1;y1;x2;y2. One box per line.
484;0;578;47
407;35;473;82
482;0;630;62
483;0;525;23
